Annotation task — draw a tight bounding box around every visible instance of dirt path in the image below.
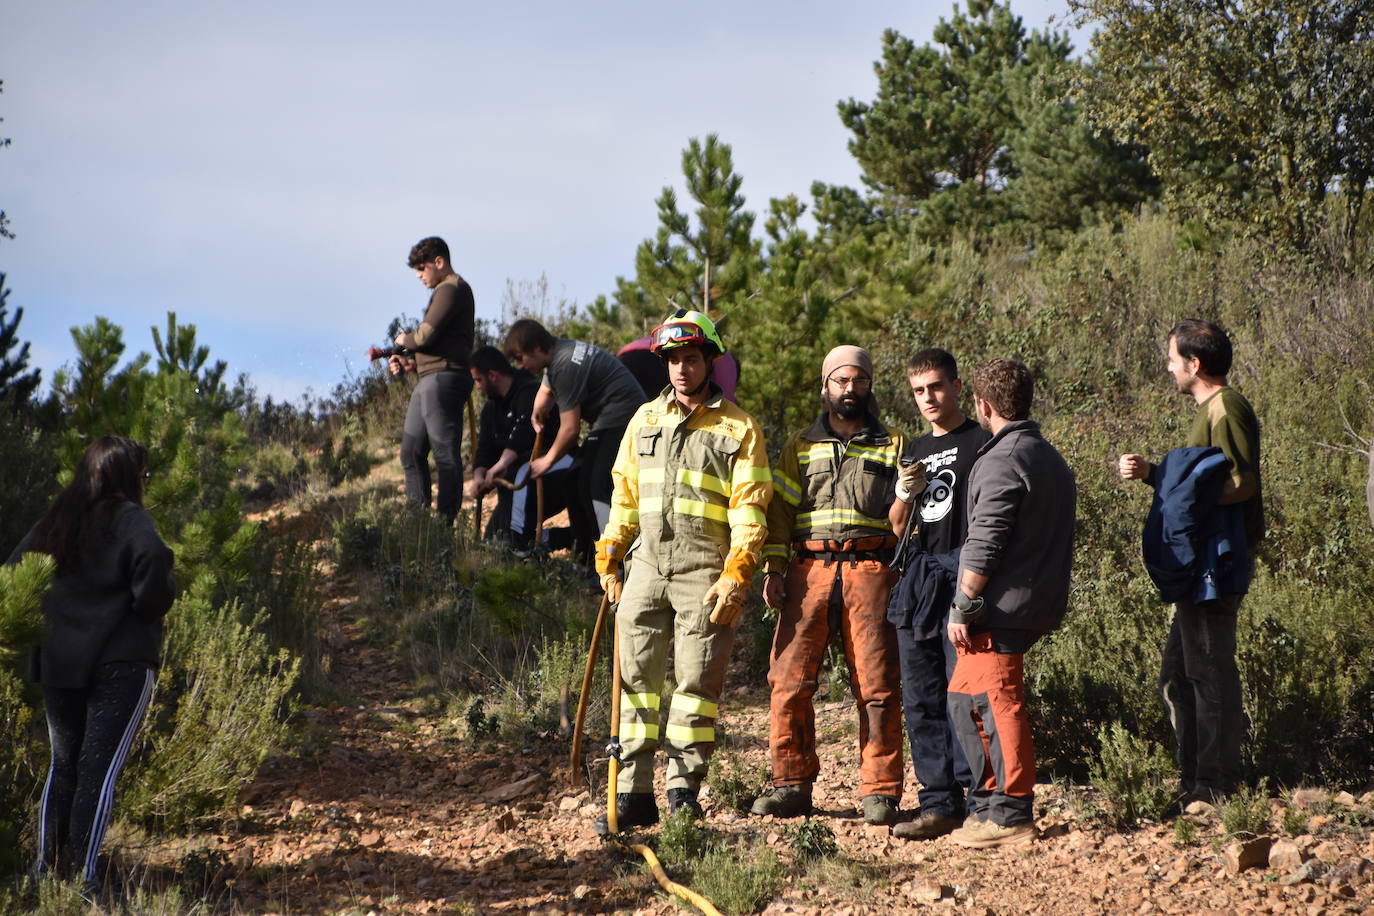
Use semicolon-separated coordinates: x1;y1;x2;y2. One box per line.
188;481;1374;915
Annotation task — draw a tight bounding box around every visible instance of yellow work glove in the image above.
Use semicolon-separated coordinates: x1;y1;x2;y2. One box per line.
594;538;625;604
600;573;623;605
703;576;748;627
895;459;927;504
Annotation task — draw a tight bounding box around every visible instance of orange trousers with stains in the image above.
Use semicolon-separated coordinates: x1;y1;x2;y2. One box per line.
766;546;904;799
947;631;1039;826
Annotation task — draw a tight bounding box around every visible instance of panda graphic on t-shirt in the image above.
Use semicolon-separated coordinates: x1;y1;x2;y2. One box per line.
919;468;957;523
918;446;961;524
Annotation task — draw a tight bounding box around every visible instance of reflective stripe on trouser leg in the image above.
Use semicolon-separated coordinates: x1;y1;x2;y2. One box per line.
836;558;904;798
83;667;156;884
663;567;734;791
615;561;674;793
947;633;1035;827
766;559;835;786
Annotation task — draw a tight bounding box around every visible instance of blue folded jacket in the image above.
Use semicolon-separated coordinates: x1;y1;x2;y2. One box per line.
1143;446;1251;604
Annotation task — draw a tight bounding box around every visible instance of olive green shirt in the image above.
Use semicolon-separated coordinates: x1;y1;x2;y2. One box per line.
1186;387;1263;545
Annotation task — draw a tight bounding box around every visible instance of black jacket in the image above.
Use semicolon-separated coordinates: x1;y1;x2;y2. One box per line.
8;502;175;688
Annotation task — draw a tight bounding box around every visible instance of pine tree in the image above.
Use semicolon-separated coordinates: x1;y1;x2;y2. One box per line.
628;134;761;329
837;0;1075;240
0;274;40;407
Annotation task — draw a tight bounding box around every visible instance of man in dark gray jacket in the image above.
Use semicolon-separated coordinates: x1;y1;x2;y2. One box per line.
944;359;1076;848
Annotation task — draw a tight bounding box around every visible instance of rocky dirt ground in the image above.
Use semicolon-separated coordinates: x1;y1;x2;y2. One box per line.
124;478;1374;916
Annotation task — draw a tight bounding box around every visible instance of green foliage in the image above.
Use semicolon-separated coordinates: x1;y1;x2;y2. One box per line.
1220;782;1273;838
0;668;41;877
689;842;784;915
1073;0;1374;262
0;407;58;559
1172;817;1197;846
1281;805;1308;838
628;134;760;327
0;274;40;406
122;590;299;829
784;819;839;861
0;552;53;656
1088;722;1177;827
654;808;711;868
706;749;770;815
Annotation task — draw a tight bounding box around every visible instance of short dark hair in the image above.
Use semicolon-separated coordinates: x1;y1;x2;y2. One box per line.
470;345;515;376
502;319;557;359
1169;319;1232;377
907;347;959;381
971;358;1034;421
407;236;450;268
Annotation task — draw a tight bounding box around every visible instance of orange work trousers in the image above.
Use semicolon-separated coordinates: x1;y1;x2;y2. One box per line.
947;631;1037;826
766;550;903;799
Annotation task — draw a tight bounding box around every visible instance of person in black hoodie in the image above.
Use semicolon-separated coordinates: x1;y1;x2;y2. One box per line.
467;346;574;552
7;436;175;896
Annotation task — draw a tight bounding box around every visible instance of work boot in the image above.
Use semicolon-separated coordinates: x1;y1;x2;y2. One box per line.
750;784;813;818
893;809;962;840
594;792;660;835
667;787;703;819
861;794;899;826
949;818;1036;849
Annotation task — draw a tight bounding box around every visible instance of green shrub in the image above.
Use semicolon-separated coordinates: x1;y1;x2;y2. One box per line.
1173;817;1198;846
785;819;839;861
1281;805;1308;837
1220;782;1272;838
123;591;299;829
0;554;53;876
707;749;770;815
1088;722;1177;827
690;842;784;915
654;808;712;870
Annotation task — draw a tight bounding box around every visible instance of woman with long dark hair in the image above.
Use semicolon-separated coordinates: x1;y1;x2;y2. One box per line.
6;435;175;895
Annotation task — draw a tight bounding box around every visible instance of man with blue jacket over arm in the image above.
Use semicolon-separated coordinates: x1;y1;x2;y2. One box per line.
1119;319;1262;807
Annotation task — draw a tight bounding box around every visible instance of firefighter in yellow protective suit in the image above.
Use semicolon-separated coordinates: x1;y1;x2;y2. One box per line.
593;310;772;833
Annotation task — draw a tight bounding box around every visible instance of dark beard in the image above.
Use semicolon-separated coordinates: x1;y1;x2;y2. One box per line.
827;391;869;420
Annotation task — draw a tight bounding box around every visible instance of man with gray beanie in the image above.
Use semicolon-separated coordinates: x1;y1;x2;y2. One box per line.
751;346;921;826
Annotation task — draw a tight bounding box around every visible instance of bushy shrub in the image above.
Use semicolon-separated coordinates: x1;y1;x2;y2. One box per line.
122;590;299;829
785;819;839;861
707;749;771;815
690;842;784;915
654;808;712;869
0;554;53;875
1088;722;1176;827
1220;782;1272;837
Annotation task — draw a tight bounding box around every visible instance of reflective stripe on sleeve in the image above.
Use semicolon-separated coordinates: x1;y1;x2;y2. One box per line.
727;505;767;527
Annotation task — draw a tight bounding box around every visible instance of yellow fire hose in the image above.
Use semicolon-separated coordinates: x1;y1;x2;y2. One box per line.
569;592;723;916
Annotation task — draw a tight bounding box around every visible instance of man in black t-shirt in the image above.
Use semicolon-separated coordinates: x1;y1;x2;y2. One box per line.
468;346;573;552
887;348;991;840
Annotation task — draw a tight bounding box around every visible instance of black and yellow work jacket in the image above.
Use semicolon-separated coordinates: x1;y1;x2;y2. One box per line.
601;386;773;582
762;412;905;574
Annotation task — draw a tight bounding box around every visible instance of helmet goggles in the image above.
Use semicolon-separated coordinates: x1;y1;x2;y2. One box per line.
650;321;708;353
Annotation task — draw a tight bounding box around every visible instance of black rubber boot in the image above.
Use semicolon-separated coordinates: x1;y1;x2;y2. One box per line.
594;792;660;835
667;787;703;819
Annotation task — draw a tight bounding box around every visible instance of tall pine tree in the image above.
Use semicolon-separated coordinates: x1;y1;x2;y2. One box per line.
0;274;39;407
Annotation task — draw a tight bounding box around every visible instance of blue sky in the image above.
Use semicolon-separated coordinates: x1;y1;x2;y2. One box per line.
2;1;1084;403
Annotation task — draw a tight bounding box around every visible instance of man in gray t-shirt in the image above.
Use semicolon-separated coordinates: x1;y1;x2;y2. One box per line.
503;319;646;566
545;339;644;432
